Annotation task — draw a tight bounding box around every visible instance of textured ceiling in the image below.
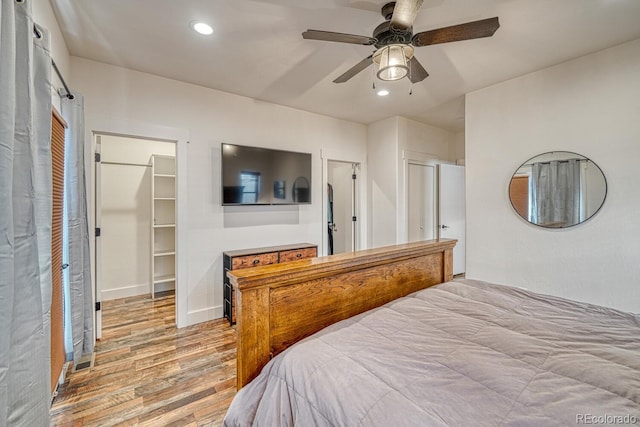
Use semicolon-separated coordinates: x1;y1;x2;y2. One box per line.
51;0;640;132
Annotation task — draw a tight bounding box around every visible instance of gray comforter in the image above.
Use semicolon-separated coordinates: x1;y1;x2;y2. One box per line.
223;279;640;426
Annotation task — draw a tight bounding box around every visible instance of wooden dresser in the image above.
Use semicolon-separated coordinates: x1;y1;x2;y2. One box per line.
223;243;317;325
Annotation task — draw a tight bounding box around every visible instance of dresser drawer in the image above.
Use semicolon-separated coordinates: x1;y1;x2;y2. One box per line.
223;243;317;326
232;252;278;270
279;247;317;263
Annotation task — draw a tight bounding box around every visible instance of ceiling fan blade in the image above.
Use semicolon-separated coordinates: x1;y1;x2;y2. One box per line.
303;30;376;45
333;55;374;83
412;17;500;47
390;0;424;31
408;57;429;83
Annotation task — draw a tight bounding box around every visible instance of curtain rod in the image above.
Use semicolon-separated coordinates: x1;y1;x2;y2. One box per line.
33;25;74;100
522;158;590;167
52;60;74;99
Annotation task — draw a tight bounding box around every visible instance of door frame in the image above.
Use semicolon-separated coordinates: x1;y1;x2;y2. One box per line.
327;160;358;254
320;150;366;256
400;150;440;243
90;123;188;341
437;163;466;276
406;160;438;243
94;136;102;339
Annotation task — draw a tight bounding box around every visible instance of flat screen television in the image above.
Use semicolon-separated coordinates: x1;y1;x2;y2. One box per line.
221;143;312;205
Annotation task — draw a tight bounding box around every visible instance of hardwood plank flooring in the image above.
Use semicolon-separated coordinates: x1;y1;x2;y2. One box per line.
50;293;237;426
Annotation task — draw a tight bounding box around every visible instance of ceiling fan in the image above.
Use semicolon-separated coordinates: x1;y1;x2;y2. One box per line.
302;0;499;84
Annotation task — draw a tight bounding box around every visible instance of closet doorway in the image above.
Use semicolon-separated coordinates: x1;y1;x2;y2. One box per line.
95;134;176;338
327;160;359;255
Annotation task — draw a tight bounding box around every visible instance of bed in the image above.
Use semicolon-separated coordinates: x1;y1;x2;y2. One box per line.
224;241;640;426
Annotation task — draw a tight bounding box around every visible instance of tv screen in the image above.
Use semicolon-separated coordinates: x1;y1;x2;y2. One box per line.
221;143;312;205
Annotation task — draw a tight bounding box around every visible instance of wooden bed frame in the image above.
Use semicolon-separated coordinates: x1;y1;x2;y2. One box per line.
226;239;456;389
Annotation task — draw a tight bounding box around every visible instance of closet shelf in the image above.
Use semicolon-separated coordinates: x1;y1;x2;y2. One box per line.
153;274;176;284
151;154;176;299
154;250;176;257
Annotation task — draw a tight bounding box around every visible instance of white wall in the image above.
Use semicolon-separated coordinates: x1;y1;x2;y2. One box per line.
367;117;400;247
452;132;465;164
32;1;70;110
396;117;457;243
398;117;455;160
466;38;640;313
70;57;367;326
366;116;458;247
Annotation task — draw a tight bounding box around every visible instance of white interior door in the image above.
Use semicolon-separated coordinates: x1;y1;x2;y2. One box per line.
438;164;466;275
408;162;437;242
327;161;356;254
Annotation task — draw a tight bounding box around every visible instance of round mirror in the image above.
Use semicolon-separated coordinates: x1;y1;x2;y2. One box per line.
509;151;607;228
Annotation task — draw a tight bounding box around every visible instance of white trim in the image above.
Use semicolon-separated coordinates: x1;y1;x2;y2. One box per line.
187;305;223;325
320;149;367;255
94;136;102;340
101;283;152;301
88;119;189;331
399;150;439;243
51;362;71;402
99;282;174;301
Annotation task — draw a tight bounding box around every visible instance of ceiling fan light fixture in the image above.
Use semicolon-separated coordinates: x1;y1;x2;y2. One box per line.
373;44;414;81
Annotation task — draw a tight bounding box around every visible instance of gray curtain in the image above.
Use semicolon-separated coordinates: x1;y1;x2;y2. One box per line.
61;92;94;363
0;1;53;425
531;159;581;227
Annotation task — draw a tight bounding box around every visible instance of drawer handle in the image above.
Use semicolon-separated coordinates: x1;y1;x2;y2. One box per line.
296;253;302;258
252;259;260;265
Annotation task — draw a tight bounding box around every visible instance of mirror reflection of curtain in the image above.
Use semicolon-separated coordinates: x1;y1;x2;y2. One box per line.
531;159;581;227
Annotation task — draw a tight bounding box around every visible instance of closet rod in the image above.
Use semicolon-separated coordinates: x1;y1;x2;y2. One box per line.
101;161;151;168
33;25;74;99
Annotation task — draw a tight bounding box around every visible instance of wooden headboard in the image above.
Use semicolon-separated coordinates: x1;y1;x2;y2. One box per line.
227;239;456;389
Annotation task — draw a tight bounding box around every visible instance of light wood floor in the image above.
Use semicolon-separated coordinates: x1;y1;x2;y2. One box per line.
50;292;237;426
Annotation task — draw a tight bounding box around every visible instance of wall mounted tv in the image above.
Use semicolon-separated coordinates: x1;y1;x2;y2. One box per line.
221;143;312;205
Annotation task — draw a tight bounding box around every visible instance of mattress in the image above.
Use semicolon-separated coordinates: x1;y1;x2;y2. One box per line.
223;279;640;426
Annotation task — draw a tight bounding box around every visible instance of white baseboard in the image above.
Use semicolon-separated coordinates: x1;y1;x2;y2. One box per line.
102;283;151;300
51;361;71;404
186;305;223;326
154;282;175;294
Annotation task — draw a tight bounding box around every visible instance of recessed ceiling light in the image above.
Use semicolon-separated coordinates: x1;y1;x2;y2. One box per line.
377;90;389;97
191;21;213;35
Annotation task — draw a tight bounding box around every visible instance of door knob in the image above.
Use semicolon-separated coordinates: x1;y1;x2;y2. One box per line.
440;225;450;229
